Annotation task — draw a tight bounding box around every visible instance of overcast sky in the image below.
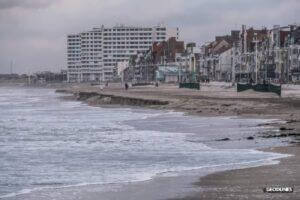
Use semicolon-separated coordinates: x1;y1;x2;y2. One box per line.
0;0;299;74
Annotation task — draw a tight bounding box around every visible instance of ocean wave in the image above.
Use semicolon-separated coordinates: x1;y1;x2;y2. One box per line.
0;88;291;200
0;150;291;199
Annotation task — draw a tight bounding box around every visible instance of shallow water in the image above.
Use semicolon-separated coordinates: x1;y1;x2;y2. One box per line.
0;87;287;199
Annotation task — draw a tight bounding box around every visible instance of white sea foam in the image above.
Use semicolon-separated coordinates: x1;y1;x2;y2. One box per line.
0;150;290;199
0;88;290;199
1;189;37;199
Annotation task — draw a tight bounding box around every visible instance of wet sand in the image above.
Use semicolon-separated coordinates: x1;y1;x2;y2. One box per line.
55;82;300;199
169;145;300;200
2;83;300;199
59;82;300;136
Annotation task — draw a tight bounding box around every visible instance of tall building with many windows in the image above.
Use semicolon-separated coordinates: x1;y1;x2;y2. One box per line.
67;24;180;82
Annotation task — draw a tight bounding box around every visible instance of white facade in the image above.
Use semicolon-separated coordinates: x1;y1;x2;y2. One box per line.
217;48;232;81
117;61;129;76
67;25;179;82
218;48;232;72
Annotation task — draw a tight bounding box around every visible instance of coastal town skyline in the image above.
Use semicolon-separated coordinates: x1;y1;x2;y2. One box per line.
1;1;300;199
0;0;300;74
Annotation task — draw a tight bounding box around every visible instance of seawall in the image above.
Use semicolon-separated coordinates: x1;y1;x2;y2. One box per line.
56;90;169;107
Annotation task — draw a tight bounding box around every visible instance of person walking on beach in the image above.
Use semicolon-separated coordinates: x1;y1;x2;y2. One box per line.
263;79;267;85
249;78;254;85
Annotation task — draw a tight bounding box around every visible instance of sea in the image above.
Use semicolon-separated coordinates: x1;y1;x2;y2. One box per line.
0;87;289;200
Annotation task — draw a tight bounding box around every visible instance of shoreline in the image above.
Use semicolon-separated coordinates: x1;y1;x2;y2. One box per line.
83;147;293;200
4;146;292;200
55;83;300;199
1;84;300;199
168;145;299;200
56;82;300;144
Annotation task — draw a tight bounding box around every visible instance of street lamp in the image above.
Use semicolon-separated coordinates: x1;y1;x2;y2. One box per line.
253;33;259;83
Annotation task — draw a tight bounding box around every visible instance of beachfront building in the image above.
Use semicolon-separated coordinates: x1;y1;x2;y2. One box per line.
117;37;185;83
217;48;233;82
200;30;240;81
289;45;300;81
67;24;180;82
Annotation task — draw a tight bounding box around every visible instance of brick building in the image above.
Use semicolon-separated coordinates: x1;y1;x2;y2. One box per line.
152;37;185;64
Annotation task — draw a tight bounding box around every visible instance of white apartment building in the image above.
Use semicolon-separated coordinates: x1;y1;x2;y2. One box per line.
67;25;179;82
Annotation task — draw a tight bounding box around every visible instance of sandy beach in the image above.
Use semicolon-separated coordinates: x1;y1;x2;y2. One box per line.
0;83;299;199
168;145;300;200
55;82;300;199
58;82;300;134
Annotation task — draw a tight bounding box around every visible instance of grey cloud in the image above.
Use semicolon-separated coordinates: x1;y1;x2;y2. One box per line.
0;0;58;10
0;0;299;74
